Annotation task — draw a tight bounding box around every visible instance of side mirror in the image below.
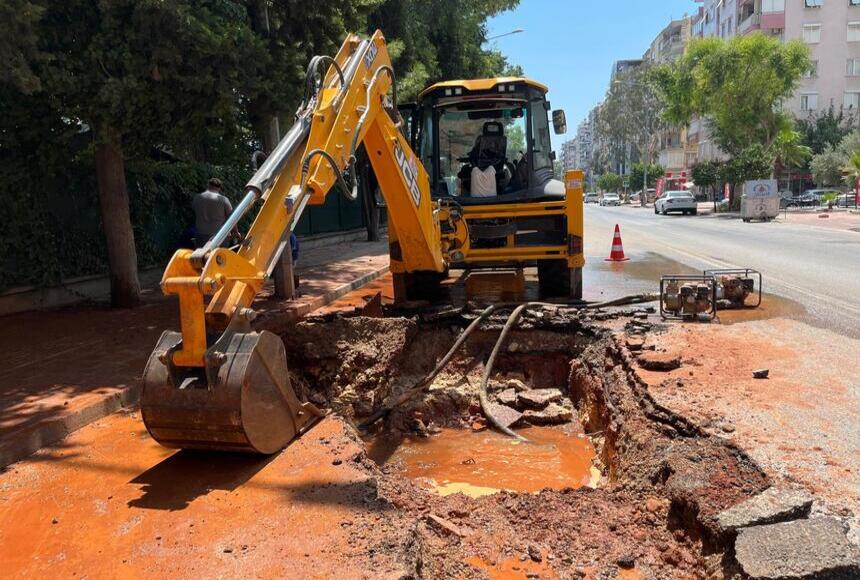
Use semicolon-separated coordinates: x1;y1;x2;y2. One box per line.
552;109;567;135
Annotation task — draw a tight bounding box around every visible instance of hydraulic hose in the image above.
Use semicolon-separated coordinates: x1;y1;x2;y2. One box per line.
479;303;530;442
359;292;656;431
359;303;499;428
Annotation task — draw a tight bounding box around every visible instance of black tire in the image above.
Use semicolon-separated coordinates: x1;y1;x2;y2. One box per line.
661;208;667;215
538;260;574;299
691;209;697;215
654;206;658;214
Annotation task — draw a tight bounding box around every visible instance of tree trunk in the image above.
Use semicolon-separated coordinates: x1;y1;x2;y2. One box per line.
248;0;280;153
94;127;140;308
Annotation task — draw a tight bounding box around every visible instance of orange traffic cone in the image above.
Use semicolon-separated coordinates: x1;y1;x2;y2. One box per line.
605;224;629;262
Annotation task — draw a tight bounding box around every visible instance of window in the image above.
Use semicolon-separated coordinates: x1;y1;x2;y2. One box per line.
802;23;821;43
805;0;822;7
800;93;819;111
804;61;819;78
852;0;860;6
762;0;785;11
845;92;860;109
848;59;860;75
850;22;860;41
530;99;552;172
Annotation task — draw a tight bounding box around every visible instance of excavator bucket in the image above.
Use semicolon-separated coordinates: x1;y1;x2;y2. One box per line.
141;330;322;454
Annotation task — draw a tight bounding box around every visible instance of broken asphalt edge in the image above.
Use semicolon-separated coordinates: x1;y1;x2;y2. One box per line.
0;264;390;471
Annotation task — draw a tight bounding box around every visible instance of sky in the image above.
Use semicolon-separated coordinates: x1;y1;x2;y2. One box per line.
486;0;700;149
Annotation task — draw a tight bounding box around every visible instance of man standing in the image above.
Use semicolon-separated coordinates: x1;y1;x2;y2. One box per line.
192;178;239;248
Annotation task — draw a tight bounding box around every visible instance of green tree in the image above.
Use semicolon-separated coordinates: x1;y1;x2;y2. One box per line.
843;152;860;189
3;1;272;306
595;65;667;171
368;0;521;101
809;131;860;186
691;160;722;198
811;146;846;187
597;172;624;192
653;34;810;156
795;106;855;155
719;145;772;185
629;162;664;191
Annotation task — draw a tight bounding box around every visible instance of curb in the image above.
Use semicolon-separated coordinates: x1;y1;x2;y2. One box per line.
0;385;140;470
0;263;389;470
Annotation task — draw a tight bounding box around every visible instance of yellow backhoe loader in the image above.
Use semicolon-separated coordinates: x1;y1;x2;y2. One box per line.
141;30;585;454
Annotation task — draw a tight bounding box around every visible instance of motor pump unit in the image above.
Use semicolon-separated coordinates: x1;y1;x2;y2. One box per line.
660;275;717;321
706;269;762;309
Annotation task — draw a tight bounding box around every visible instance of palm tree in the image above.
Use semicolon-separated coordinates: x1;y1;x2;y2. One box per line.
771;129;812;190
843;151;860;188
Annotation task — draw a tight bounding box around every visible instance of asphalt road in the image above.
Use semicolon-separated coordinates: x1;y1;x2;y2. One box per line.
581;204;860;338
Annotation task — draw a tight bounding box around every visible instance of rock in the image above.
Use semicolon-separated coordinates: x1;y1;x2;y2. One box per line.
716;487;814;534
626;335;645;351
496;388;519;407
638;352;681;372
752;368;769;379
527;545;542;562
633;311;649;320
735;517;860;579
523;403;572;425
505;378;529;392
484;402;523;429
645;497;663;514
424;514;467;537
617;554;635;569
517;389;562;410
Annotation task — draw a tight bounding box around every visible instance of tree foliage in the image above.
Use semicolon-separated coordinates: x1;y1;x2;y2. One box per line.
691;161;721;188
595;65;667;167
652;33;810;156
629;163;664;190
795;106;856;156
719;145;772;185
368;0;521;101
597;172;624;192
810;131;860;186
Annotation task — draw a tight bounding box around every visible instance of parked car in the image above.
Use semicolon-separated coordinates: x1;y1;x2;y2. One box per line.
584;192;600;204
630;188;656;204
784;193;820;208
655;190;697;215
834;192;858;208
600;193;620;206
804;188;841;203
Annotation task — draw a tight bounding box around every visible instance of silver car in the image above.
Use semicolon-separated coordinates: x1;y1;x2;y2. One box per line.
655;190;698;215
600;193;620;206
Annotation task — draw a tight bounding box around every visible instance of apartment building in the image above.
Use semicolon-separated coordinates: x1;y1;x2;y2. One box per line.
784;0;860;117
644;17;694;174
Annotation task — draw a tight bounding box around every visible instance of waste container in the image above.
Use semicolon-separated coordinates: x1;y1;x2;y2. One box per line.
741;179;780;222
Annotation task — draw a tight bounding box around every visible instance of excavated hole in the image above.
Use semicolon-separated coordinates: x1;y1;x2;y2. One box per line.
279;308;771;576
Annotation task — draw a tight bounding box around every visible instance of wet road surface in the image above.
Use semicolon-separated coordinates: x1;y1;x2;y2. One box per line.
582;205;860;338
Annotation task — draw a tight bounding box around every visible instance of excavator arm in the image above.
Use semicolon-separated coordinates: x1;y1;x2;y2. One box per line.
141;31;467;453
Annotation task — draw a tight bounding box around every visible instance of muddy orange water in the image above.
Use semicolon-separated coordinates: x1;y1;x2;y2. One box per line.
368;425;599;497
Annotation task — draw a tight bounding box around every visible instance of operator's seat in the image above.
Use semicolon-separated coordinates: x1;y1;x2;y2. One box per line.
471;121;508;170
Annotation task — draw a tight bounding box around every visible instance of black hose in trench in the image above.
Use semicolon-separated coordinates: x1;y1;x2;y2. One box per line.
359;294;656;440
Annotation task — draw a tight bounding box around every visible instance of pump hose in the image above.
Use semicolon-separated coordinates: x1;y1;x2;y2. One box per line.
358;293;656;432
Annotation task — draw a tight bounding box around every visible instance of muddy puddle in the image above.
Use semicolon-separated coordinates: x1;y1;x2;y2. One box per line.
367;424;600;498
715;292;806;324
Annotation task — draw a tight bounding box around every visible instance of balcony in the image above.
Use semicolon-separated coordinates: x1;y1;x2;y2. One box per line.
738;12;761;35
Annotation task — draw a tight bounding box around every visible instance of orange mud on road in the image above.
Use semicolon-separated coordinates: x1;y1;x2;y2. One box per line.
636;317;860;512
0;412;395;578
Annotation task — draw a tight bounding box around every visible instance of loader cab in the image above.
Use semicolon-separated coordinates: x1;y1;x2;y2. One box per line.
410;78;566;205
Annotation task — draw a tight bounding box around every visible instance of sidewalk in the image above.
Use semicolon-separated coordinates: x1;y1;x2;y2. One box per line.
0;238;389;468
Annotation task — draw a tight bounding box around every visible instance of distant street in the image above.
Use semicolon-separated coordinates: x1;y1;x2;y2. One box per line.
582;205;860;338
